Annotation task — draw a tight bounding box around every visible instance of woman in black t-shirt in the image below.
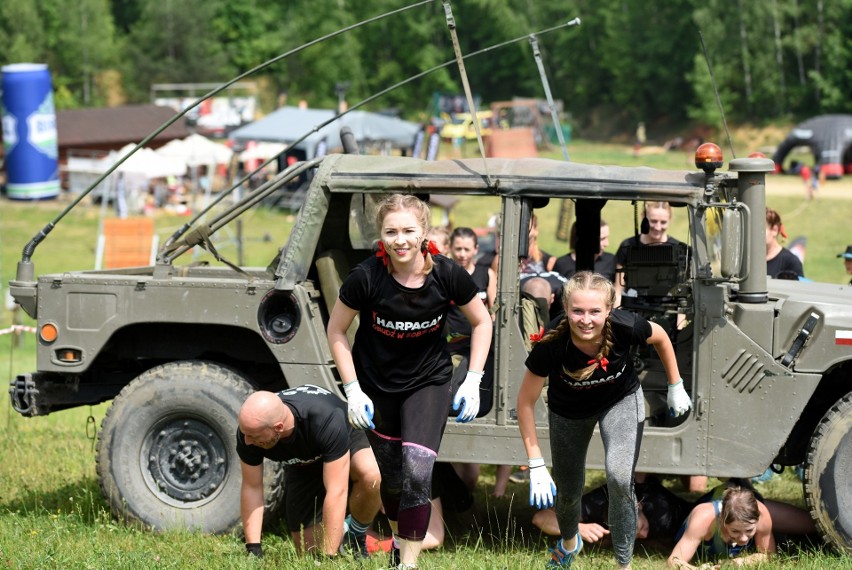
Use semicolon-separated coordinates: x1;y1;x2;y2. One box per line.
328;194;492;569
765;208;804;279
517;271;691;569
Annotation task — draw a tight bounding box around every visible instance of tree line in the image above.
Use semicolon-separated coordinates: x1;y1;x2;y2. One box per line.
1;0;848;135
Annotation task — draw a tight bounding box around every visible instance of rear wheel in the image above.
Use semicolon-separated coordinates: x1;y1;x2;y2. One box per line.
96;360;285;533
804;391;852;554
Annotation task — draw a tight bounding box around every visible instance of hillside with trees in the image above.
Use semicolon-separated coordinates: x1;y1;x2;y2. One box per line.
1;0;849;136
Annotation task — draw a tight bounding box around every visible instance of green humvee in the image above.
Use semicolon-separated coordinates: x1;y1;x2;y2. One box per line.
8;149;852;553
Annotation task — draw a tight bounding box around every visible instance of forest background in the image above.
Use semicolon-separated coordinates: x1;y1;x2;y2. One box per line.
1;0;850;140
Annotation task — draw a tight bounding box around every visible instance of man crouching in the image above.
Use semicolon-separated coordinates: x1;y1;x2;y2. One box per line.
237;386;381;559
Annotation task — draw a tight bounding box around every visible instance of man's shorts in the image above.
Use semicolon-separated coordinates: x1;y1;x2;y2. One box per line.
283;428;370;532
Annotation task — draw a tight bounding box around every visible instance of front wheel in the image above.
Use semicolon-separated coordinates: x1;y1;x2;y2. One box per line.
96;360;285;533
804;391;852;554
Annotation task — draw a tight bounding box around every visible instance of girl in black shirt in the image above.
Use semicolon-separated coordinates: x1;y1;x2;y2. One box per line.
517;271;691;569
328;194;492;569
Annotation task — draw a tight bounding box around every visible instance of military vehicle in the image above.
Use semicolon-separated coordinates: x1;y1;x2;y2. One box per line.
8;143;852;553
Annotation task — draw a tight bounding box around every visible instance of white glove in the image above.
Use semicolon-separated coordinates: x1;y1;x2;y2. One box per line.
342;380;374;430
453;370;482;423
667;379;692;417
528;457;557;509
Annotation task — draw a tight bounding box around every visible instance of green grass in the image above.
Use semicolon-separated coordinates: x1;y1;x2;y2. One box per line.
2;142;851;568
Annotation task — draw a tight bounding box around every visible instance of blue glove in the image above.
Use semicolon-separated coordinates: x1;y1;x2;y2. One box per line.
453;370;483;423
342;380;375;430
667;379;692;417
528;457;557;509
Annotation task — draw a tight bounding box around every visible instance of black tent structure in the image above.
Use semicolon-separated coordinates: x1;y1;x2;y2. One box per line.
772;114;852;178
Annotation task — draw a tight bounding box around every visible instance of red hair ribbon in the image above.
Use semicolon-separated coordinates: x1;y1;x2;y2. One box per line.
587;356;609;372
424;240;441;256
529;326;545;343
779;224;787;239
375;242;390;266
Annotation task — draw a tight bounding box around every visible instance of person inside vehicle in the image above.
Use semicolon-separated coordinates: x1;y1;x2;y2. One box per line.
445;226;503;495
765;207;804;279
668;486;775;569
236;387;381;559
554;219;617;283
614;201;683;306
427;225;451;257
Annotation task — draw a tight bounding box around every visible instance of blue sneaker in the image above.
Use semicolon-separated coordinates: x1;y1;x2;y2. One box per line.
546;533;582;568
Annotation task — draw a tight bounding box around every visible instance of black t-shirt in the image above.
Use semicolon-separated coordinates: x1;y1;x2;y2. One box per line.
525;309;652;419
236;385;350;468
615;235;683;266
339;254;480;393
766;247;804;279
446;264;491;351
553;252;617;283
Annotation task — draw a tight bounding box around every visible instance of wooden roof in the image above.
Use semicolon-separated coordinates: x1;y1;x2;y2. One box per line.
57;104;190;149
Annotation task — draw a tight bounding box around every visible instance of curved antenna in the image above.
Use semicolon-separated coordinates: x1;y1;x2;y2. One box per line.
162;17;585;254
18;0;433;264
699;30;736;159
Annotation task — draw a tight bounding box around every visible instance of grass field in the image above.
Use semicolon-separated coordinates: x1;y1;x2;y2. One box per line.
2;140;851;568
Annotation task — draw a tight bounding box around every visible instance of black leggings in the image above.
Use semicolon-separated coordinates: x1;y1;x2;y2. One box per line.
364;381;452;540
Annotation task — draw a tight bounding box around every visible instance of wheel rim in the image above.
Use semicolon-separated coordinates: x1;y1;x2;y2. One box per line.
141;415;229;508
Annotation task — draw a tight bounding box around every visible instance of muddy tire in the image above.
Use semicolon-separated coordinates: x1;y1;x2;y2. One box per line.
804;391;852;554
96;360;285;533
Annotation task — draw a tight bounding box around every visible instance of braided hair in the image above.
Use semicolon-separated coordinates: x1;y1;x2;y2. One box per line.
538;271;615;381
375;193;435;275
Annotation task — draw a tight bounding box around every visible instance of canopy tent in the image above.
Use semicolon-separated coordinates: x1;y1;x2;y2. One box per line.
229;106;421;160
772;115;852;178
156;133;233;167
104;143;189;178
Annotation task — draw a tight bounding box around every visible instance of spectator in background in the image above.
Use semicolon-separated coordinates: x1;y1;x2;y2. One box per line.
765;208;804;280
838;245;852;285
553;219;617;283
799;163;813;200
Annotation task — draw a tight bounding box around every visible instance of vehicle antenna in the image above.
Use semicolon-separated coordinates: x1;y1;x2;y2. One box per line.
442;1;494;187
699;30;736;159
17;0;433;264
161;19;585;258
528;21;580;162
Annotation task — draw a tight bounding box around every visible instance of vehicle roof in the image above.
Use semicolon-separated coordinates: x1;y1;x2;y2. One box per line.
315;153;706;204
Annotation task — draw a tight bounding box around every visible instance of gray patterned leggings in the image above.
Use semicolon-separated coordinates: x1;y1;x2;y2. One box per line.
549;387;645;566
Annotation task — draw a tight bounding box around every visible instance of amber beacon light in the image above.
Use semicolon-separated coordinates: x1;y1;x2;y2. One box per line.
695;142;723;173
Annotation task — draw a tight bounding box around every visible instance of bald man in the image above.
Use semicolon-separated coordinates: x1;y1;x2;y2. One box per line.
236;385;381;559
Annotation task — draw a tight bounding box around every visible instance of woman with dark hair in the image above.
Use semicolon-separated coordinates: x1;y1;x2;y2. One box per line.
668;486;775;568
327;194;492;569
517;271;691;569
765;208;804;279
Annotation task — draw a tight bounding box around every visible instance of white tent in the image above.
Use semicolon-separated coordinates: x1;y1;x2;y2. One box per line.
156;133;233;167
106;143;188;178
